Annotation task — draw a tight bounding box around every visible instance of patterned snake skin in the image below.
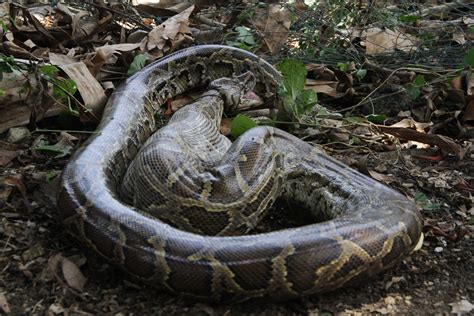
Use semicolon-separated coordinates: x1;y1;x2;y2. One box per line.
57;45;423;302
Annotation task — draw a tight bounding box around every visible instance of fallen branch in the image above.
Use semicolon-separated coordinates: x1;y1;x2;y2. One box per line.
376;125;465;159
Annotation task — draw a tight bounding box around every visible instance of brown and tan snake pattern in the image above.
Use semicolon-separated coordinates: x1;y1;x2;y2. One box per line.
57;45;423;302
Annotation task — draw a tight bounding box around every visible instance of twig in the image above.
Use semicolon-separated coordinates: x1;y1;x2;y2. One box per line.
84;1;152;31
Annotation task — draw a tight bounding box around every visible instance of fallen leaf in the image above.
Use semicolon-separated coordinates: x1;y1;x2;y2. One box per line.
305;79;338;97
140;5;194;59
48;52;77;66
61;256;87;291
466;71;474;96
48;254;87;293
4;176;31;211
57;61;107;122
368;170;395;184
0;103;63;134
363;27;419;54
450;299;474;314
389;118;432;132
0;149;19;166
0;292;10;314
250;4;291;55
464;99;474;124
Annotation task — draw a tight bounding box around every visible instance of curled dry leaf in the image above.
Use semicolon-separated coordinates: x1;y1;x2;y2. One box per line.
140;5;194;59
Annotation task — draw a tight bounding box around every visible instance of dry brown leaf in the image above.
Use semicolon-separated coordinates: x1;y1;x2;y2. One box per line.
72;11;98;41
57;61;107;121
140;5;194;59
0;293;10;314
363;27;419;54
368;170;395;184
48;254;87;293
450;300;474;314
48;52;77;66
0;103;63;134
452;31;467;45
61;257;87;291
464;99;474;124
389;118;432;132
466;71;474;96
0;149;19;167
305;79;338;97
251;4;291;55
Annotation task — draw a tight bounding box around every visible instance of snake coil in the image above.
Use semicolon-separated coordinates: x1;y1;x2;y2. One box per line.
57;45;422;302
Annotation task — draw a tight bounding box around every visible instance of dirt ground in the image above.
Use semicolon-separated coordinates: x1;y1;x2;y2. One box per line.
1;138;473;315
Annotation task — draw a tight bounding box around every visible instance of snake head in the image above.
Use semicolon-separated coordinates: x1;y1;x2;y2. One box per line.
209;71;256;111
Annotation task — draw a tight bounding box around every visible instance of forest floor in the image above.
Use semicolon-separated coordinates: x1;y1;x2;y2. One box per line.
1;1;473;315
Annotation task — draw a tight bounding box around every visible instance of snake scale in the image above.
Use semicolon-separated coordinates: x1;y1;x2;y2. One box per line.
57;45;423;302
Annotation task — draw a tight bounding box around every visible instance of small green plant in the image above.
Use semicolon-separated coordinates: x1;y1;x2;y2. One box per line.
463;47;474;67
39;65;78;115
127;54;146;76
0;54;21;80
226;26;256;50
406;74;426;99
230;114;258;138
415;192;441;212
276;59;318;120
34;142;72;158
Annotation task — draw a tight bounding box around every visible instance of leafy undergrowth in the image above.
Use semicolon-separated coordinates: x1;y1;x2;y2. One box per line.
1;1;473;315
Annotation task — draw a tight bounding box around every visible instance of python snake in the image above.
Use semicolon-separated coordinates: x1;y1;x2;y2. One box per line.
57;45;423;302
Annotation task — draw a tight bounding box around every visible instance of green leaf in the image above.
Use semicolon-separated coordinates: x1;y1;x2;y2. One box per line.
34;144;72;158
225;41;253;51
414;192;441;212
399;15;421;23
355;68;367;80
0;88;4;96
344;116;367;124
46;171;58;182
295;89;318;116
127;54;147;76
53;78;77;100
336;62;348;72
406;85;420;99
407;75;426;99
40;65;59;76
463;48;474;67
349;136;362;145
230;114;258;138
366;114;388;123
414;192;428;203
235;26;255;46
0;21;7;32
276;59;307;100
413;74;426;86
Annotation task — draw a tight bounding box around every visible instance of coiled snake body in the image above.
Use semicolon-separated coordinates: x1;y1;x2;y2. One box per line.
57;45;422;302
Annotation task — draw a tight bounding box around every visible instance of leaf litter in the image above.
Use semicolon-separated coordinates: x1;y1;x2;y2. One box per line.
0;1;472;315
